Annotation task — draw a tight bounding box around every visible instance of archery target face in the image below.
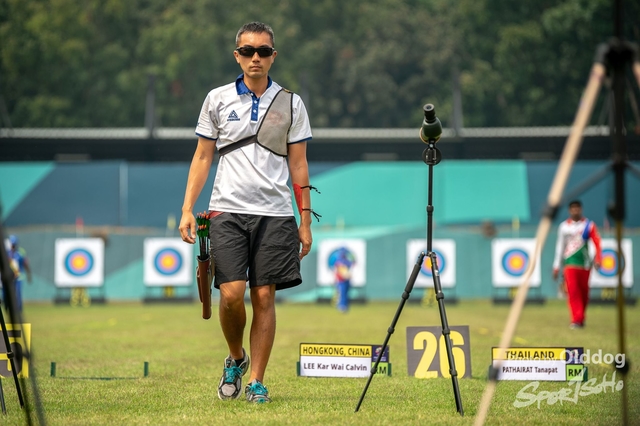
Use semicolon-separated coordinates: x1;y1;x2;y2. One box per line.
491;239;540;287
55;238;105;287
65;248;94;276
406;239;456;288
598;249;619;277
144;238;193;286
317;239;366;287
154;248;182;275
502;248;529;276
589;239;633;288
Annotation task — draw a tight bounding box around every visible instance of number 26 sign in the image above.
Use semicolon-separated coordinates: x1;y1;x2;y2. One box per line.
406;326;472;379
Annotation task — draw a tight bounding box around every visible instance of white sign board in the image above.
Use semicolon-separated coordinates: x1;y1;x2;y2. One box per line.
492;347;585;381
143;238;193;286
491;239;541;288
589;239;633;288
54;238;105;287
406;239;456;288
316;239;366;287
298;343;390;378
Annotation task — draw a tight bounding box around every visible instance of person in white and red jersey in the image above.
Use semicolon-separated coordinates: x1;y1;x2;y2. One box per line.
179;21;317;404
552;200;602;329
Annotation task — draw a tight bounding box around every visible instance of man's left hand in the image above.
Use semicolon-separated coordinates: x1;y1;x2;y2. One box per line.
298;225;312;259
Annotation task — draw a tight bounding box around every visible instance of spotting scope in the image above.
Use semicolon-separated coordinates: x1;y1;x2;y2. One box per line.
420;104;442;143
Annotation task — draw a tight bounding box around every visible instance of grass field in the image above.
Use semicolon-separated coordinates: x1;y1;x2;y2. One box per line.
1;298;638;425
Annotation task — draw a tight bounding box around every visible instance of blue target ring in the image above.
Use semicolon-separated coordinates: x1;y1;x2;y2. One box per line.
502;248;529;277
154;248;182;276
65;249;94;276
420;250;446;276
598;248;623;277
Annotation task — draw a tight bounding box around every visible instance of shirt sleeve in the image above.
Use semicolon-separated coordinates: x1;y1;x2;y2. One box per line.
195;93;218;140
288;94;312;144
589;222;603;264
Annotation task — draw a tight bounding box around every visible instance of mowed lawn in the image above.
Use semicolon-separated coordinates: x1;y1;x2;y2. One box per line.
1;298;638;425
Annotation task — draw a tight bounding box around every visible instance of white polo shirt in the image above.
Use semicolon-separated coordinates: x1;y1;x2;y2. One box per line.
195;75;312;216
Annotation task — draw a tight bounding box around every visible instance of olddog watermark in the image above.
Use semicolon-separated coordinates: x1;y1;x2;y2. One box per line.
564;348;626;369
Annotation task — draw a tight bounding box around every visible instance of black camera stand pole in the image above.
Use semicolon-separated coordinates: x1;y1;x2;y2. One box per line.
0;231;25;415
355;105;463;416
0;204;47;425
605;15;639;422
0;303;24;413
422;140;464;416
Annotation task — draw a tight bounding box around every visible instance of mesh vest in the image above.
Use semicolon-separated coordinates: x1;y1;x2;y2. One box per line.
218;89;293;157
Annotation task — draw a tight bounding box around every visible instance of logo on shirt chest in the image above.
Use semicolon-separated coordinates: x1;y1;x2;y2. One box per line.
227;110;240;122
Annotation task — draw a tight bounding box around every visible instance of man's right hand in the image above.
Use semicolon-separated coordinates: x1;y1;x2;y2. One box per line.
552;268;559;281
179;211;196;244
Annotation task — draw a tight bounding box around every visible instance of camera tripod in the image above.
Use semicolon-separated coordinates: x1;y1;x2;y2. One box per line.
474;8;639;425
355;105;463;415
0;229;25;415
0;206;46;424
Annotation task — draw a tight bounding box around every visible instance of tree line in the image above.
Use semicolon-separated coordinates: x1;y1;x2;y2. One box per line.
1;0;638;129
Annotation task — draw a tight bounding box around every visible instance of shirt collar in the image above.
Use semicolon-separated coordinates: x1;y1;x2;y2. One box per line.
235;74;272;96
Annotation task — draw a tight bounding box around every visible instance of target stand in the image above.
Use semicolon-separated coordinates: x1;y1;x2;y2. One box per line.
53;287;107;306
589;288;637;306
142;285;196;304
491;287;545;305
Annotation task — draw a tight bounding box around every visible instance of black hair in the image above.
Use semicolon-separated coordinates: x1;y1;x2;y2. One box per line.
236;22;275;47
568;200;582;208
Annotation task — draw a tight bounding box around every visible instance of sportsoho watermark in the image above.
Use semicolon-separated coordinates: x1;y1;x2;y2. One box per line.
513;349;627;408
513;372;624;408
564;348;626;369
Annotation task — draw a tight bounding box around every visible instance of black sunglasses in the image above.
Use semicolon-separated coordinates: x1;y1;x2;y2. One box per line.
236;46;275;58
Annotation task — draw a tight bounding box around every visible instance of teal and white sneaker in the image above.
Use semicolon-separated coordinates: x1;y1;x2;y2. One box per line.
217;349;250;400
245;379;271;403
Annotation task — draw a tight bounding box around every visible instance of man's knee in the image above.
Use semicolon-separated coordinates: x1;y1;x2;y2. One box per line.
219;281;246;309
250;285;275;309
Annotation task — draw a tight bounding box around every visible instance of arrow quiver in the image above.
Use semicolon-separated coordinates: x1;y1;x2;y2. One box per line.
196;212;213;320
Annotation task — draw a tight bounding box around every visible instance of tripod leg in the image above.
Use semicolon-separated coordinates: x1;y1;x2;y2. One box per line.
0;307;24;408
354;252;425;413
429;252;464;416
561;161;612;205
0;374;5;414
633;60;640;91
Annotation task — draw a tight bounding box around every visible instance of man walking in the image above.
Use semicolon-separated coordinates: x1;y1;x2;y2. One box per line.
179;22;315;403
552;200;602;329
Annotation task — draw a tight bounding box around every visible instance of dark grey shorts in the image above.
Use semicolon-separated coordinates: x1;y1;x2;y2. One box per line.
209;213;302;291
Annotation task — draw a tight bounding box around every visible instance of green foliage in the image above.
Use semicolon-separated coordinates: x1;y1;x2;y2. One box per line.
1;0;639;128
